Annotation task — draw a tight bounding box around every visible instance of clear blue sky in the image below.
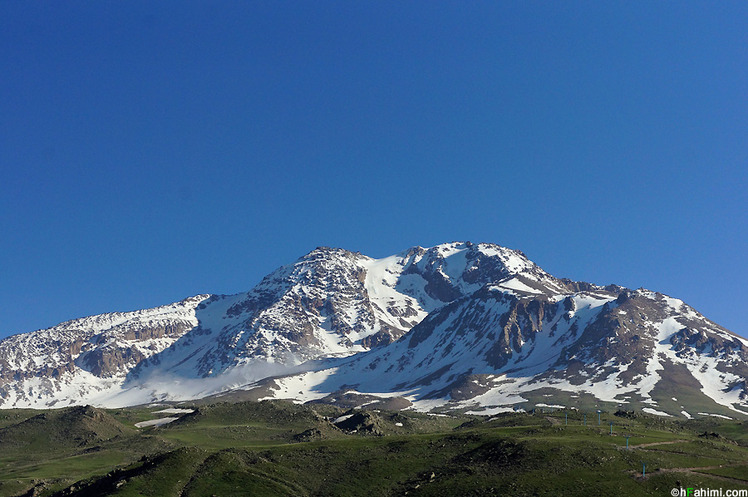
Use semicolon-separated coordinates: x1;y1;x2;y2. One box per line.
1;2;746;339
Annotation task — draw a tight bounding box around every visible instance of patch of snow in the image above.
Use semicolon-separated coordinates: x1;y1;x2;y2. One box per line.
697;412;733;420
135;417;179;428
662;295;685;313
362;255;432;325
493;278;542;295
465;406;517;415
152;408;194;414
642;407;672;417
476;245;531;273
435;242;467;259
469;387;528;407
410;398;451;412
333;414;355;424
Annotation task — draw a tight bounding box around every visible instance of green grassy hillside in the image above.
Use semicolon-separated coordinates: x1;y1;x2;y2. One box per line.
0;402;746;496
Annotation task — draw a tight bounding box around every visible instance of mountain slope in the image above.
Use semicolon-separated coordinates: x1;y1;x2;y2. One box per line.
262;286;748;417
1;241;746;418
0;295;206;407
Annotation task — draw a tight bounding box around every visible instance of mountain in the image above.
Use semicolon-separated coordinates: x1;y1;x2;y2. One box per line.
268;284;748;419
1;242;746;419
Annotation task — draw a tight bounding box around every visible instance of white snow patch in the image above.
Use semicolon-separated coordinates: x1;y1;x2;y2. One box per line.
135;417;179;428
333;414;355;424
465;406;517;415
642;407;673;417
493;278;541;295
409;398;451;412
662;295;685;313
257;369;337;403
152;408;195;414
469;387;528;407
697;412;733;420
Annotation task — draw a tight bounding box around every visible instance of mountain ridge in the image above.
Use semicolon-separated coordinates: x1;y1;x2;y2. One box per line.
1;242;746;419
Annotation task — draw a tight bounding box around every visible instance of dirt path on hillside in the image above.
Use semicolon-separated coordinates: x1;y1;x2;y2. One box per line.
656;465;748;486
626;439;748;485
631;439;688;448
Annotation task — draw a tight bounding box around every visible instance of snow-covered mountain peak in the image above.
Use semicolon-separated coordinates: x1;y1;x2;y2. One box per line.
2;242;746;418
392;241;568;301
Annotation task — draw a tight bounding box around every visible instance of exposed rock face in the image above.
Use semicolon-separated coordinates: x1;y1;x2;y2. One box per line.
1;241;746;418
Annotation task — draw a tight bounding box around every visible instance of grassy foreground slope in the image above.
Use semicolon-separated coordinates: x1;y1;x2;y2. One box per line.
0;401;746;497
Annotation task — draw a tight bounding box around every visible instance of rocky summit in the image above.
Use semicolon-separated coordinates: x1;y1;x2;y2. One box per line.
1;242;746;418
